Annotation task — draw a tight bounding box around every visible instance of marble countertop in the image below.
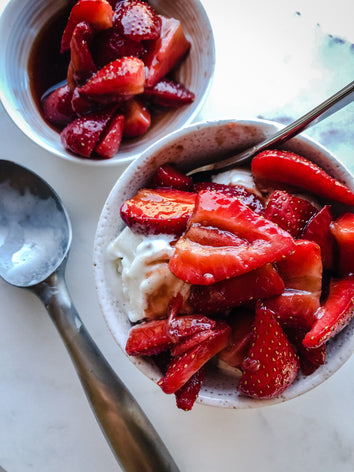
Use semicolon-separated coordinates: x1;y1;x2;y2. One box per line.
0;0;354;471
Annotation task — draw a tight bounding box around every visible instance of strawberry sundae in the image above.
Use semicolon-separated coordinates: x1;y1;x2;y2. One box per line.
37;0;194;159
109;150;354;411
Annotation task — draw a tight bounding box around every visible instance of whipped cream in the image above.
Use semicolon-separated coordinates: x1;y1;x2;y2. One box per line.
108;227;189;322
212;168;262;197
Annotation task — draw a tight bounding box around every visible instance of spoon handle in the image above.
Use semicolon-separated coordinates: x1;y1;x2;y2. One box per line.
32;263;179;472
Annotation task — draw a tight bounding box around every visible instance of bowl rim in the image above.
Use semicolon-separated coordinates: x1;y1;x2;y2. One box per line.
93;118;354;408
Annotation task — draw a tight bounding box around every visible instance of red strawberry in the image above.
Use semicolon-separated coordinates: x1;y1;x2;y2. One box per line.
330;212;354;276
123;98;151;138
188;263;285;315
150;164;194;191
125;319;172;356
194;181;264;215
286;327;326;376
169;190;295;285
143;78;195;108
302;205;335;270
251;150;354;206
218;310;254;368
238;303;300;399
158;321;230;394
61;0;114;52
264;190;318;238
303;276;354;348
144;15;191;88
78;57;145;97
174;367;205;411
67;21;96;88
42;83;76;128
113;0;161;41
120;188;196;235
276;239;323;296
171;330;214;357
94;113;124;158
60;107;116;158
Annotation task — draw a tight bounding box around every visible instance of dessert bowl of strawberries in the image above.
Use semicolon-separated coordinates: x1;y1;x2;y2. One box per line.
0;0;214;165
94;118;354;410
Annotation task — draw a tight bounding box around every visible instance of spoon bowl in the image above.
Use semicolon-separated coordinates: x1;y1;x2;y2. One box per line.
0;160;179;472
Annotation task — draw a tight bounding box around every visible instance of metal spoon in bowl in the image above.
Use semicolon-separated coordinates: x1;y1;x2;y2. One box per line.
0;160;179;472
188;80;354;178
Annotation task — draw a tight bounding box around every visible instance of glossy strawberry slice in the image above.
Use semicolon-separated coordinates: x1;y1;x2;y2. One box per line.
123;98;151;138
60;107;116;158
42;83;76;128
158;321;230;394
94;113;124;158
194;181;264;215
144;15;191;87
264;190;318;238
61;0;114;52
114;0;161;40
303;276;354;348
330;212;354;276
150;164;194;191
188;263;284;315
276;239;323;296
144;78;195;108
302;205;335;270
125;319;172;356
238;303;300;399
78;57;145;97
174;367;205;411
67;21;97;89
218;310;254;368
171;330;214;357
169;190;295;285
120;188;196;235
251;150;354;206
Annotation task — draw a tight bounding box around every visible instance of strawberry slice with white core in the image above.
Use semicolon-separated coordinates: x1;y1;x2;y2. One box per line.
330;212;354;277
78;57;145;97
169;190;295;285
238;303;300;399
251;150;354;206
114;0;161;41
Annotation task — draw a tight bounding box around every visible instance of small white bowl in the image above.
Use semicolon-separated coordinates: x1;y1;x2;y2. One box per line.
0;0;215;166
93;119;354;408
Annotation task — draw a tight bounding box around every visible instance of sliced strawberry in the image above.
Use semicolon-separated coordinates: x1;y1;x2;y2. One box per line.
61;0;114;53
144;15;191;88
158;321;230;394
92;28;145;68
330;212;354;277
67;21;97;88
114;0;161;41
120;188;196;235
188;263;284;315
60;107;116;158
194;181;264;215
238;303;300;399
251;150;354;206
94;113;124;158
42;83;76;128
171;330;214;357
302;205;335;270
174;367;205;411
125;319;172;356
169;190;295;285
276;239;323;296
218;310;254;368
264;190;318;238
150;164;194;191
143;78;195;108
303;276;354;348
286;327;326;376
123;98;151;138
78;57;145;97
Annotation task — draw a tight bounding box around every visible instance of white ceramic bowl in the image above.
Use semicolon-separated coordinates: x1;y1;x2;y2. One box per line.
0;0;215;166
94;119;354;408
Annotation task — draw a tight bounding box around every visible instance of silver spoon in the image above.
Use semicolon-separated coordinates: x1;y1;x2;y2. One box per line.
0;160;179;472
188;80;354;178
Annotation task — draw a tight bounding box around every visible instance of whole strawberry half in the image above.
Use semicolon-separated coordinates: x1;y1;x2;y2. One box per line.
114;0;161;41
238;303;300;399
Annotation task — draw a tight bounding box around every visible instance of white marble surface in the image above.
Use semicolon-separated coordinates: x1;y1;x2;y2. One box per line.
0;0;354;471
